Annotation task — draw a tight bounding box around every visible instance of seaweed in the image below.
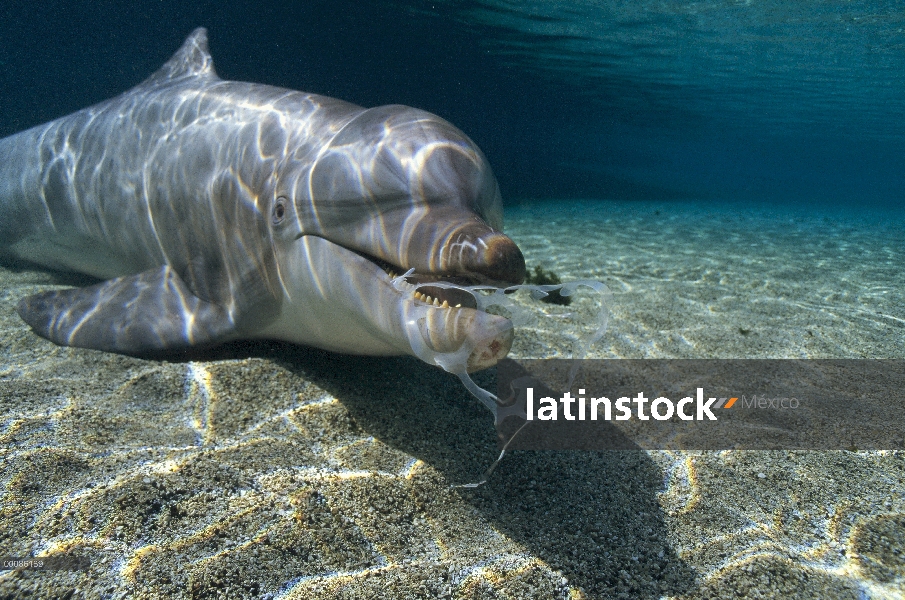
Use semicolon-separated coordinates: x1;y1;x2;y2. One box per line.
524;265;571;305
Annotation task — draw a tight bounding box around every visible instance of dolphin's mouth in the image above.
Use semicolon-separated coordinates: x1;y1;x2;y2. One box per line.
286;237;519;376
361;253;492;310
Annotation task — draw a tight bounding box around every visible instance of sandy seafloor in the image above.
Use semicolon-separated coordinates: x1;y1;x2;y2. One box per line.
1;199;904;599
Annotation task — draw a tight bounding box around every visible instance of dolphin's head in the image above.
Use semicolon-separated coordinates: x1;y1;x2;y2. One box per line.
301;105;525;286
266;105;524;374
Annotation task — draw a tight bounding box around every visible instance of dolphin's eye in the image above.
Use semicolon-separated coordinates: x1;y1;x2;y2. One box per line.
273;197;287;224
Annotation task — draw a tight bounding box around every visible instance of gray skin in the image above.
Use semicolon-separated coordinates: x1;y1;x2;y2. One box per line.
0;28;525;371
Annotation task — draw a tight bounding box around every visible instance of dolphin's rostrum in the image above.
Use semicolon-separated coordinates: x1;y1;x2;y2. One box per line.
0;28;526;374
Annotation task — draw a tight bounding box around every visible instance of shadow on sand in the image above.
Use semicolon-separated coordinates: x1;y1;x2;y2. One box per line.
199;341;700;599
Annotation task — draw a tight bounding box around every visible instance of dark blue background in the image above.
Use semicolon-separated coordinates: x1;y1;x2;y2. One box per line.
2;1;902;206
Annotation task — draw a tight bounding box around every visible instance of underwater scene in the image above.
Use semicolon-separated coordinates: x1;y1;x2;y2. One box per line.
1;1;903;599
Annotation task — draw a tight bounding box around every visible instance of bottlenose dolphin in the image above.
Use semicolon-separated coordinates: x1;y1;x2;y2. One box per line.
0;28;525;373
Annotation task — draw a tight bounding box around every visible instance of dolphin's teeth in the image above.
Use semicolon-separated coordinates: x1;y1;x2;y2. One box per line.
412;290;457;308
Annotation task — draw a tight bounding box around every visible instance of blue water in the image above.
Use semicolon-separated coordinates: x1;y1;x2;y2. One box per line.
2;1;903;206
421;0;905;206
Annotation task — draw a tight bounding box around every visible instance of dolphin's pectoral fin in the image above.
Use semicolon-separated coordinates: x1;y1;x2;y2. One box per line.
17;266;236;354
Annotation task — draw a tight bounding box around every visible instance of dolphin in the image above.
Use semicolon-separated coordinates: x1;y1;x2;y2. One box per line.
0;28;526;373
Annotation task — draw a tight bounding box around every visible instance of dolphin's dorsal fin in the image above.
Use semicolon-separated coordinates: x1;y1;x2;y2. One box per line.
138;27;218;88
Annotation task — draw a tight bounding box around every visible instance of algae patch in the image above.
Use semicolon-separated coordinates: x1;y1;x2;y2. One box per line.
524;265;571;305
